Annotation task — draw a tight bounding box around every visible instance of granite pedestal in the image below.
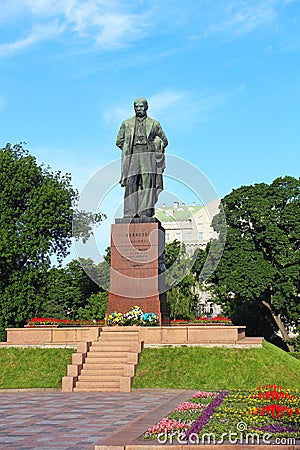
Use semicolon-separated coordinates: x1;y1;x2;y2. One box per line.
106;218;169;324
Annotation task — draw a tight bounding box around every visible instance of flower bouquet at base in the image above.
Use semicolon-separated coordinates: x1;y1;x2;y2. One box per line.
105;311;125;326
106;306;159;326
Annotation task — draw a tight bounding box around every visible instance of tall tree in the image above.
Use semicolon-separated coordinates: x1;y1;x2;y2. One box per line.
0;143;104;338
76;291;108;322
211;176;300;351
165;240;198;320
40;260;101;319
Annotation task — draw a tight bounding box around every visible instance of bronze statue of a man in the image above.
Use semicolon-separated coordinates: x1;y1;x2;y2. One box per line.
116;98;168;218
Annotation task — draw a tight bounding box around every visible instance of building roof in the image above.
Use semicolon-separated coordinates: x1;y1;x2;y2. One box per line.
155;204;204;222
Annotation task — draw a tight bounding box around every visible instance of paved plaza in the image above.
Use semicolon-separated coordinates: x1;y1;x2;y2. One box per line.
0;389;192;449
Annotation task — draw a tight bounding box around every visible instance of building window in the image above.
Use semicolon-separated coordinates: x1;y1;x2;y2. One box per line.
187;232;192;241
165;233;170;242
175;232;182;241
198;215;203;224
198;232;204;240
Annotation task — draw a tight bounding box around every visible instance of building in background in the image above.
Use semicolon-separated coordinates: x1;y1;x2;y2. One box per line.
155;198;220;256
155;198;222;317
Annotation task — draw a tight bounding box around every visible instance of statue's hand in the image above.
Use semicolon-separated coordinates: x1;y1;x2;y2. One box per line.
153;136;163;153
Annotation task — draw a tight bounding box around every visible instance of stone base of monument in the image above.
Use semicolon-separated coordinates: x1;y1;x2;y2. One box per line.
4;325;263;347
106;218;170;325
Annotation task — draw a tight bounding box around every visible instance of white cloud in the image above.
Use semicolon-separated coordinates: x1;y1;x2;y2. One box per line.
105;85;246;131
148;91;187;116
103;90;187;125
150;86;246;124
0;21;64;57
0;0;293;57
60;1;149;47
103;105;133;126
0;0;151;56
204;0;278;37
149;85;246;126
194;84;246;121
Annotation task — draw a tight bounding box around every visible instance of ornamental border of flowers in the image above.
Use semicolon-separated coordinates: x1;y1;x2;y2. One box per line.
26;317;104;327
27;314;232;327
170;316;232;325
143;384;300;442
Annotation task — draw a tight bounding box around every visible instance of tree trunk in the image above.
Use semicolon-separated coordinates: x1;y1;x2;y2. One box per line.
262;299;295;352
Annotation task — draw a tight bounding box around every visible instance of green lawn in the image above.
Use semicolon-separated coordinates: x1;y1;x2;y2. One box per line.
0;347;74;389
0;341;299;390
133;341;300;390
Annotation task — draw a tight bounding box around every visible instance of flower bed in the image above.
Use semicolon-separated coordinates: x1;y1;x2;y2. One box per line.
170;316;232;326
144;391;217;441
27;317;104;327
143;385;300;445
27;313;231;328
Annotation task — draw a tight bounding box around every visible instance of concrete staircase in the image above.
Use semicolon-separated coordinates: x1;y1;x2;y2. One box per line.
62;328;143;393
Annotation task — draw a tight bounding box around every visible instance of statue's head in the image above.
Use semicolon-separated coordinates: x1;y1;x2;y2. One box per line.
134;97;148;117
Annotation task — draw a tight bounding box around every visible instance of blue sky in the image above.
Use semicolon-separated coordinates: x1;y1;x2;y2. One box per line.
1;0;300;258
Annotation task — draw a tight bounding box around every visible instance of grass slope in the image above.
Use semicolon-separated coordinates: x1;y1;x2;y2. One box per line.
133;341;300;390
0;342;299;390
0;348;73;389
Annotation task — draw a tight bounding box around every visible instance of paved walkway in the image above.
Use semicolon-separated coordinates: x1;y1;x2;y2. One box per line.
0;389;193;449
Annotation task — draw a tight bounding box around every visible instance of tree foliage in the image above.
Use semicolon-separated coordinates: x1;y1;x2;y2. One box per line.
0;144;77;269
76;291;108;321
39;260;101;319
211;176;300;350
78;255;110;291
0;143;104;338
165;240;199;320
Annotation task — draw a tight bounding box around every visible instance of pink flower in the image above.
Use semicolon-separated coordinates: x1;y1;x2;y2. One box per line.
173;401;205;412
144;418;189;437
191;391;215;399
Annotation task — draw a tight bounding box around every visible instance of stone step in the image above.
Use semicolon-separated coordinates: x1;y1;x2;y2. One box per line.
78;375;121;382
75;380;120;389
81;362;123;368
100;328;139;337
92;341;138;348
80;368;124;376
100;328;139;339
89;350;133;357
89;345;133;353
65;327;142;392
81;364;124;371
93;338;137;344
240;336;263;342
74;386;120;392
84;356;127;364
81;363;124;375
85;351;127;358
98;337;139;343
238;337;264;346
88;347;139;354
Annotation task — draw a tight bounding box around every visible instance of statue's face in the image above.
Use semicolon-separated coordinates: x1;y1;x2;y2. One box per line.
134;101;147;118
